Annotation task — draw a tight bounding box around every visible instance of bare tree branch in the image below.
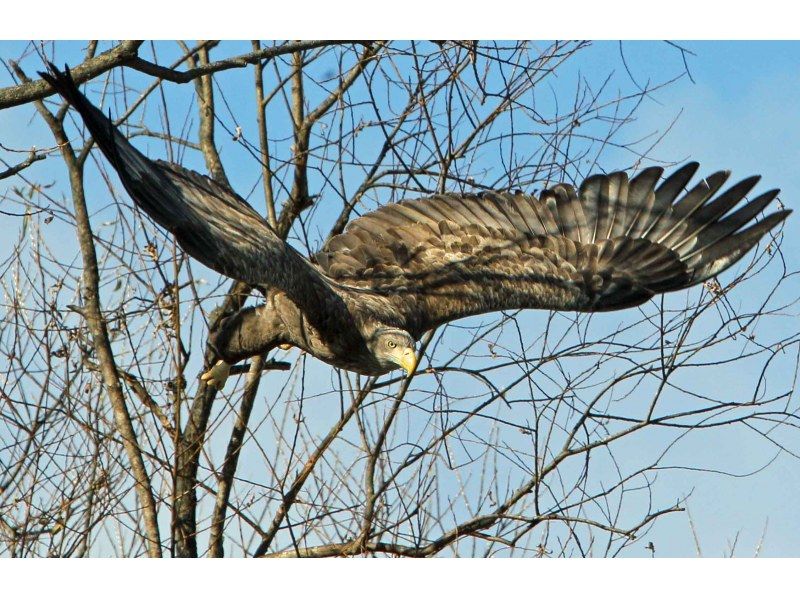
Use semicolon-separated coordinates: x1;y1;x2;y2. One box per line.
0;40;795;559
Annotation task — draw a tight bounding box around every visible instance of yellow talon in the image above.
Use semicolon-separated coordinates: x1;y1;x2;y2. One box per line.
279;343;292;350
201;360;231;389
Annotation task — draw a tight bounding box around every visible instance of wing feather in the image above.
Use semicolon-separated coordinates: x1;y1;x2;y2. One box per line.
508;193;549;235
634;162;697;238
606;172;630;239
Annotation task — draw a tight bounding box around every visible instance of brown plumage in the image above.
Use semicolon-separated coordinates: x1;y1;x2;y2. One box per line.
40;65;791;387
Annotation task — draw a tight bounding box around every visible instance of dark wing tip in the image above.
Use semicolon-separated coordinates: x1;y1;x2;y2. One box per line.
37;61;65;82
38;63;80;104
774;207;792;222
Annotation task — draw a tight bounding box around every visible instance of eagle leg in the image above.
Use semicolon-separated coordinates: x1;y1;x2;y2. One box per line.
201;360;232;390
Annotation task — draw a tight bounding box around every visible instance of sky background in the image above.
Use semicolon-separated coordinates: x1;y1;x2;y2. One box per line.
0;41;798;557
624;41;800;556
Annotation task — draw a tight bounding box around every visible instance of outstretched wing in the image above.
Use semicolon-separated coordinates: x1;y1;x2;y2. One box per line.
41;64;343;328
314;163;790;337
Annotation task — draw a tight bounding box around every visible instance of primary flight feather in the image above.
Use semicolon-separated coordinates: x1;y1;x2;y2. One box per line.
39;64;791;388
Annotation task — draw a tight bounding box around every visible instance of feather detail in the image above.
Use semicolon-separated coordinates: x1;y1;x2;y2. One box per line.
317;164;789;336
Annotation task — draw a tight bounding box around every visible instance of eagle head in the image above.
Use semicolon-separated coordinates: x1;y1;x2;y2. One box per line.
368;328;417;375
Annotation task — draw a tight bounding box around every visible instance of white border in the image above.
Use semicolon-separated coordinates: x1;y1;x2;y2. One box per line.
1;558;798;597
4;0;799;40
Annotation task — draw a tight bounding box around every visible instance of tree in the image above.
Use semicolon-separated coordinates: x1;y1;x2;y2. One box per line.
0;40;795;557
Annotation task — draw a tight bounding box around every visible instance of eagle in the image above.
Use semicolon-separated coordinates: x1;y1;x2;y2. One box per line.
41;65;791;390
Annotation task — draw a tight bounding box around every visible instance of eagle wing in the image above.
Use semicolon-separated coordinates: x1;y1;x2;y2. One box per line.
314;163;790;338
41;64;345;331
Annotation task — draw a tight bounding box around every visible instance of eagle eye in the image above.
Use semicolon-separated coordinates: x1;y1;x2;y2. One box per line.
386;340;397;349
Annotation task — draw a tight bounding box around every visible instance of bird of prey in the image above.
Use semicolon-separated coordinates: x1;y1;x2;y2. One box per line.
40;65;790;390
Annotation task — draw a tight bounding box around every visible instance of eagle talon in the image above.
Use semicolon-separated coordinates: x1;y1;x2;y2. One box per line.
201;360;231;390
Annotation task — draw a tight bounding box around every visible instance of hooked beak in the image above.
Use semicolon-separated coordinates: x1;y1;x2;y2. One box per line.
398;348;418;376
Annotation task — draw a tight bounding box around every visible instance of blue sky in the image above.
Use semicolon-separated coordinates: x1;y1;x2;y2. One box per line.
569;41;800;556
0;41;798;557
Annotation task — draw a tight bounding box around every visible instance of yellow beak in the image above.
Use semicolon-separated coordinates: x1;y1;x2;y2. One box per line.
399;348;418;376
